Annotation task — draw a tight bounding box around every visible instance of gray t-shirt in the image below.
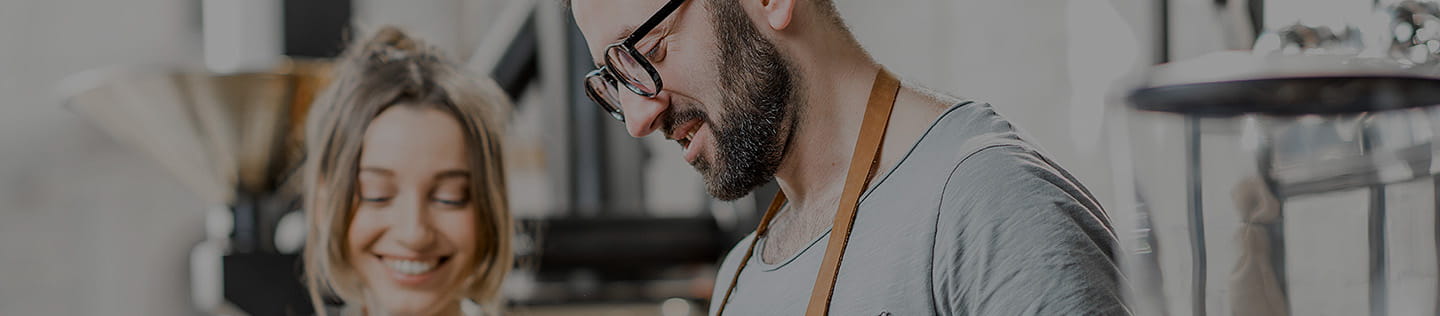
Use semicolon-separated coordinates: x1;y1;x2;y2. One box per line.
708;102;1127;315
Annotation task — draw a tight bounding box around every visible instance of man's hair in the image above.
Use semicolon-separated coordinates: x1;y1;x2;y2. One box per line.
808;0;846;30
561;0;849;32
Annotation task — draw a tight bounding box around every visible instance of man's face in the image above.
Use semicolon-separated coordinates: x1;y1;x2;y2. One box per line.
573;0;803;201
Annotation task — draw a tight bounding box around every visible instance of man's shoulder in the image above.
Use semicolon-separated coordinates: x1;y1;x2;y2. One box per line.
880;100;1110;236
917;101;1110;238
906;101;1042;177
944;145;1082;205
933;140;1117;257
877;100;1073;211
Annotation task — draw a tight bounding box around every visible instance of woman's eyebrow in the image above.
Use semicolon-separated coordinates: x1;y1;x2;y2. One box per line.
359;167;393;175
434;169;471;180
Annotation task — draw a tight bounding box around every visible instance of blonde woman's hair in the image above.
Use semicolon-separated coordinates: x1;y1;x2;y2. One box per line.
302;26;513;315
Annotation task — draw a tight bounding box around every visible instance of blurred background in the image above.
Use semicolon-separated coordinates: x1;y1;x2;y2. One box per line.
0;0;1367;314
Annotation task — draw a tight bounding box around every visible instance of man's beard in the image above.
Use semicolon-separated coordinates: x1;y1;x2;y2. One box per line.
685;0;801;201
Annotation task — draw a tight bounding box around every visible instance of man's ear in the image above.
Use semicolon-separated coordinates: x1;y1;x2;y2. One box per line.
759;0;796;31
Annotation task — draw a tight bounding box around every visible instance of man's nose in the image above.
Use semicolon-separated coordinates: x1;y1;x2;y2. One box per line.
392;195;437;250
618;90;667;138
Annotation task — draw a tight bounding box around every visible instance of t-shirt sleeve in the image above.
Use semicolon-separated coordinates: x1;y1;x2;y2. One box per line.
931;146;1129;315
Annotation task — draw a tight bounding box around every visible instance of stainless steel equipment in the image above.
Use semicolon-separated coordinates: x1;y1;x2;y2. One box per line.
60;60;332;316
1116;22;1440;316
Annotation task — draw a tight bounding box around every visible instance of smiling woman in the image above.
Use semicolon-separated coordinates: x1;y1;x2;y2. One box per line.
301;26;514;316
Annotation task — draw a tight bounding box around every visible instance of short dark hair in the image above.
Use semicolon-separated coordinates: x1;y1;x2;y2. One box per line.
562;0;843;25
563;0;854;45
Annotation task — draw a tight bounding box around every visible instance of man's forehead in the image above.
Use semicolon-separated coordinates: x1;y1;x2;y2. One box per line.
571;0;670;63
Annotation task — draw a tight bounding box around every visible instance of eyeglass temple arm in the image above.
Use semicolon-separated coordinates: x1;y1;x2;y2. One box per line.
624;0;687;45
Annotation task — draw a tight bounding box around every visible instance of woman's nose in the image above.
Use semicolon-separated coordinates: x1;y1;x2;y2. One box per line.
391;196;437;249
617;90;668;138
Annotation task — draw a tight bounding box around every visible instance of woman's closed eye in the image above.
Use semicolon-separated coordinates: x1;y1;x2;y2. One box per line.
360;196;393;204
431;174;471;208
432;196;469;207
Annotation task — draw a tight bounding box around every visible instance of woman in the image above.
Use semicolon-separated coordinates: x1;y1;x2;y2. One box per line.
302;26;513;316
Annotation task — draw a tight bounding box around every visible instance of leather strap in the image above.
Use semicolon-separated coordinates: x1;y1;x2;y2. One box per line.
715;69;900;315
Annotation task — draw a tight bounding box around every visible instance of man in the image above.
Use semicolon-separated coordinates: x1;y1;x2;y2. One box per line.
568;0;1127;314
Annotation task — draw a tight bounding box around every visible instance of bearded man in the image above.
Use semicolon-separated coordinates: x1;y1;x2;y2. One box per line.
568;0;1128;314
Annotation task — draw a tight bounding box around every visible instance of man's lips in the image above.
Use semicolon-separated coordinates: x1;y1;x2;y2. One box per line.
667;118;704;148
682;123;710;164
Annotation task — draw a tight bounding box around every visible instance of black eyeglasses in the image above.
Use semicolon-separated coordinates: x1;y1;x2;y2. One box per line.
583;0;686;122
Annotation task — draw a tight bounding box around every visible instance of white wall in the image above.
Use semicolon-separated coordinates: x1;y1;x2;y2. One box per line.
353;0;525;62
0;0;206;315
835;0;1162;211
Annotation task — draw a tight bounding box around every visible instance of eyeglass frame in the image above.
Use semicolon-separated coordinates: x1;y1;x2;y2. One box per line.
583;0;687;122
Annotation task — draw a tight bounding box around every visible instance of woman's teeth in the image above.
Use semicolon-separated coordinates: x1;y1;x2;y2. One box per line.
383;258;438;275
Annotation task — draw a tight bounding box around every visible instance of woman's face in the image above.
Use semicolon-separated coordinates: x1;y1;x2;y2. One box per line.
348;105;478;315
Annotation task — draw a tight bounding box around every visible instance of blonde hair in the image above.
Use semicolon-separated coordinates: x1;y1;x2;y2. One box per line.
302;26;513;315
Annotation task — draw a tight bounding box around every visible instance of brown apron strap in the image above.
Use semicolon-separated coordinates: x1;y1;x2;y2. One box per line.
805;68;900;316
714;69;901;316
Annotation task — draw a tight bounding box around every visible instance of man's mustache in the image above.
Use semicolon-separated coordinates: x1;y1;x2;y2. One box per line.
661;105;708;139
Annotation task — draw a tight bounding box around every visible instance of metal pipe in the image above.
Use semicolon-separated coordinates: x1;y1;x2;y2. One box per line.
1186;115;1208;316
1363;120;1389;316
1369;185;1389;316
1159;0;1171;63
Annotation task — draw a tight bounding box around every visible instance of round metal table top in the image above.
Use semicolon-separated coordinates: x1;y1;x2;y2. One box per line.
1129;52;1440;115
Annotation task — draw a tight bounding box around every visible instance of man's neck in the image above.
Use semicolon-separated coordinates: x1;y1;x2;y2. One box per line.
772;56;881;215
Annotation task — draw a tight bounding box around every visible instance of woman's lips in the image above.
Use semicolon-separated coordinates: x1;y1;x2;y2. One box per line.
377;255;448;287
